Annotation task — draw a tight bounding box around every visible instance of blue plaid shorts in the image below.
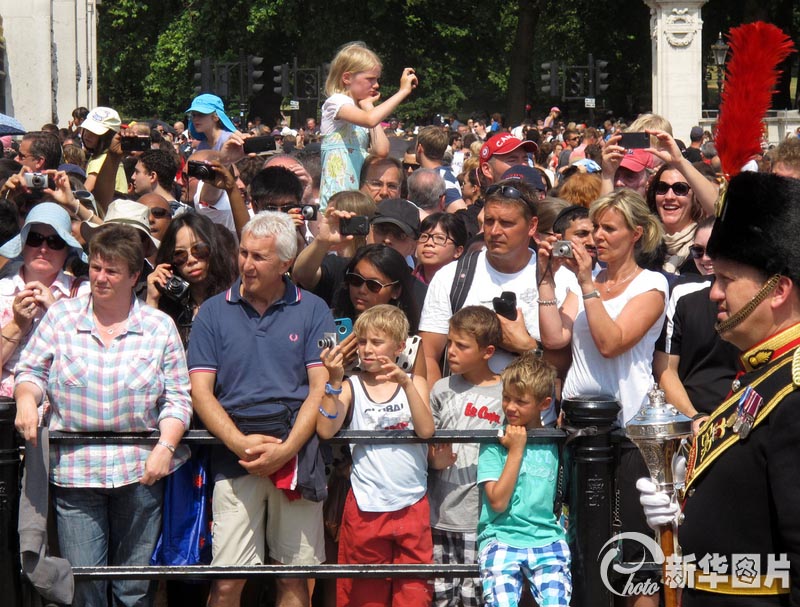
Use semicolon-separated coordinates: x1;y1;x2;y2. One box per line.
478;539;572;607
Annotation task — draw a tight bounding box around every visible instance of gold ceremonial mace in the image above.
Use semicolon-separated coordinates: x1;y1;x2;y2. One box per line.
626;386;693;607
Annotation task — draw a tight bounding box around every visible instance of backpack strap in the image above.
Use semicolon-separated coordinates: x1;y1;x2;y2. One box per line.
448;248;481;314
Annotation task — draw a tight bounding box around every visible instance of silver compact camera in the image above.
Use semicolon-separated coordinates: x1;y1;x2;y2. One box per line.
552;240;574;258
24;173;50;189
318;332;337;350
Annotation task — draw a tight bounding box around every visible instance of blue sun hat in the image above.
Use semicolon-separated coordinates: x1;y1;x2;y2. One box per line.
0;202;87;261
185;94;237;141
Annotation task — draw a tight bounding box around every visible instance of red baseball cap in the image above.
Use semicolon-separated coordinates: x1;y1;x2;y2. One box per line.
619;149;656;173
479;134;538;165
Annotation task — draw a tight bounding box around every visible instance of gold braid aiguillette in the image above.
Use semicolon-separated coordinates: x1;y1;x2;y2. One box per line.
715;274;781;334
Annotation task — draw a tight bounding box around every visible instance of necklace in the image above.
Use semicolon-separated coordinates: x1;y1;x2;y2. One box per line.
603;266;639;293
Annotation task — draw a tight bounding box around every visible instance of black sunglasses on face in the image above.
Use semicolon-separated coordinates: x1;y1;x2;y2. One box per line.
345;272;398;293
689;245;707;259
149;207;171;219
172;242;211;267
25;231;67;250
655;181;691;196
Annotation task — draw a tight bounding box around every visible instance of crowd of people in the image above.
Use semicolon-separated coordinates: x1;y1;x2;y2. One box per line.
4;38;800;607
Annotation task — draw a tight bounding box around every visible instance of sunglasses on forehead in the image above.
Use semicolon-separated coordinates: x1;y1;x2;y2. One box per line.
345;272;399;293
25;231;67;250
172;242;211;267
485;184;534;205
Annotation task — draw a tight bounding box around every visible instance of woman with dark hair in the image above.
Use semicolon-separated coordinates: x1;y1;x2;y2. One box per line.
146;213;237;345
333;244;420;334
644;129;719;275
80;107;128;193
413;212;466;285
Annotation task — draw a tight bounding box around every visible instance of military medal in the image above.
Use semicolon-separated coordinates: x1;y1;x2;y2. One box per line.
732;386;764;439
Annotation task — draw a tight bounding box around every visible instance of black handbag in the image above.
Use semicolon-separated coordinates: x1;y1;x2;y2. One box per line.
227;402;294;439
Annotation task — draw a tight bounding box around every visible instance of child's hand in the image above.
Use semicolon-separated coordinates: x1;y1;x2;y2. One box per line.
499;425;527;452
400;68;418;92
375;356;409;386
320;345;345;384
429;443;457;469
359;94;380;110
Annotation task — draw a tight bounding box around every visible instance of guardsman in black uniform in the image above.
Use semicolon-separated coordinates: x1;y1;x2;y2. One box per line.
642;172;800;606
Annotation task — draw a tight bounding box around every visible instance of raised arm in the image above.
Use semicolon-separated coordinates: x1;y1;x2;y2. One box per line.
646;129;718;217
335;68;418;129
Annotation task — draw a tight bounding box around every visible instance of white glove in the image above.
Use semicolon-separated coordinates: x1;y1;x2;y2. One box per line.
637;477;679;530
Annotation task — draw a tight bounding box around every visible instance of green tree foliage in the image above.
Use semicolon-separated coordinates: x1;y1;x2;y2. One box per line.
97;0;798;124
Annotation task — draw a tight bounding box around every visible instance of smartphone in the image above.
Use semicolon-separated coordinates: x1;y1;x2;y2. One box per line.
618;132;650;149
492;291;518;321
120;136;151;152
339;215;371;236
243;135;277;155
334;317;353;341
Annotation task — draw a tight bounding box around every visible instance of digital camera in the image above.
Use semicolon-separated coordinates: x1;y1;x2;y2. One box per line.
158;275;191;302
186;160;214;181
552;240;574;258
24;173;52;190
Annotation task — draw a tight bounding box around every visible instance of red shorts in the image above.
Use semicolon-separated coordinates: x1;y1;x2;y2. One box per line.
337;489;433;607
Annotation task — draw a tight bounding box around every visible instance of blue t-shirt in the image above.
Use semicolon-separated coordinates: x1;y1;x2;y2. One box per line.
187;276;335;477
477;436;564;550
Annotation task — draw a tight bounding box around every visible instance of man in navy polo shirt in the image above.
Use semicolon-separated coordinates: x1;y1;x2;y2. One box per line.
188;211;334;607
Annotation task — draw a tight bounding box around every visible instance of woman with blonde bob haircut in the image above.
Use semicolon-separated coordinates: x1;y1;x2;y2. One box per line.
536;188;667;604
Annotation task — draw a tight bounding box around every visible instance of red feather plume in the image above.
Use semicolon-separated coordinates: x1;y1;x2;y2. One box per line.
715;22;795;178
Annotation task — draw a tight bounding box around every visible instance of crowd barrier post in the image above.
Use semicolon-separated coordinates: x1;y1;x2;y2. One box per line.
562;396;620;607
0;397;21;607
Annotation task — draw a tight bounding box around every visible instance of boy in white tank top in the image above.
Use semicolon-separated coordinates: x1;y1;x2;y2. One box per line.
318;304;435;607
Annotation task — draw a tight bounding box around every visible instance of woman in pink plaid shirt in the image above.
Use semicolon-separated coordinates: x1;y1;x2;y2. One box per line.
14;223;193;607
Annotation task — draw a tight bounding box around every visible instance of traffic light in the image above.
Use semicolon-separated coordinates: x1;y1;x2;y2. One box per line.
193;57;213;95
273;63;290;97
540;61;559;97
595;59;609;93
567;70;584;97
248;55;264;93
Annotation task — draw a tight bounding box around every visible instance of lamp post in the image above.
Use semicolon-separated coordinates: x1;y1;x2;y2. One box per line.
710;32;729;107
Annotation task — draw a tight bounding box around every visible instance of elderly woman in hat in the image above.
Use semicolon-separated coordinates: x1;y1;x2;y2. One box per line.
0;202;90;398
186;93;238;152
14;222;192;607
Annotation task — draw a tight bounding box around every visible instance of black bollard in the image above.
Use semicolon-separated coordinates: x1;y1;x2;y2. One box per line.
0;397;20;607
562;396;619;607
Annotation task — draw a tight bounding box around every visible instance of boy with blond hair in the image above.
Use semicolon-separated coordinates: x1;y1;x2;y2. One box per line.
477;354;571;607
318;304;435;607
427;306;504;607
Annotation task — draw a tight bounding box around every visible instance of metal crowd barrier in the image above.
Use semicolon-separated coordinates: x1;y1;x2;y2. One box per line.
4;397;624;606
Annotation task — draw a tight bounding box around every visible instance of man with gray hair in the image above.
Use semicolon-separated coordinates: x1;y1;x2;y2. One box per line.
407;168;446;219
188;211;335;607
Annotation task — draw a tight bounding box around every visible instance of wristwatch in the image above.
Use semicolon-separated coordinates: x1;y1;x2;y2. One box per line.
325;382;343;395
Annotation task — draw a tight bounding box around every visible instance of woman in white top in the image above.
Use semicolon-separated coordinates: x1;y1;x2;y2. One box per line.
536;188;667;607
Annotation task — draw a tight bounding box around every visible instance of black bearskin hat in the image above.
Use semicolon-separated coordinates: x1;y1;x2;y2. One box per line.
708;172;800;284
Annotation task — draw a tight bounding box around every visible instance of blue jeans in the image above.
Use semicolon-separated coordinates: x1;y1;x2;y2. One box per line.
53;482;164;607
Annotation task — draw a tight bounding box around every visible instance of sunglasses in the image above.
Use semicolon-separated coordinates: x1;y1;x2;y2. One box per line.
689;245;707;259
345;272;399;293
25;231;67;251
655;181;691;196
172;242;211;267
403;162;420;171
149;207;171;219
485;184;533;205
